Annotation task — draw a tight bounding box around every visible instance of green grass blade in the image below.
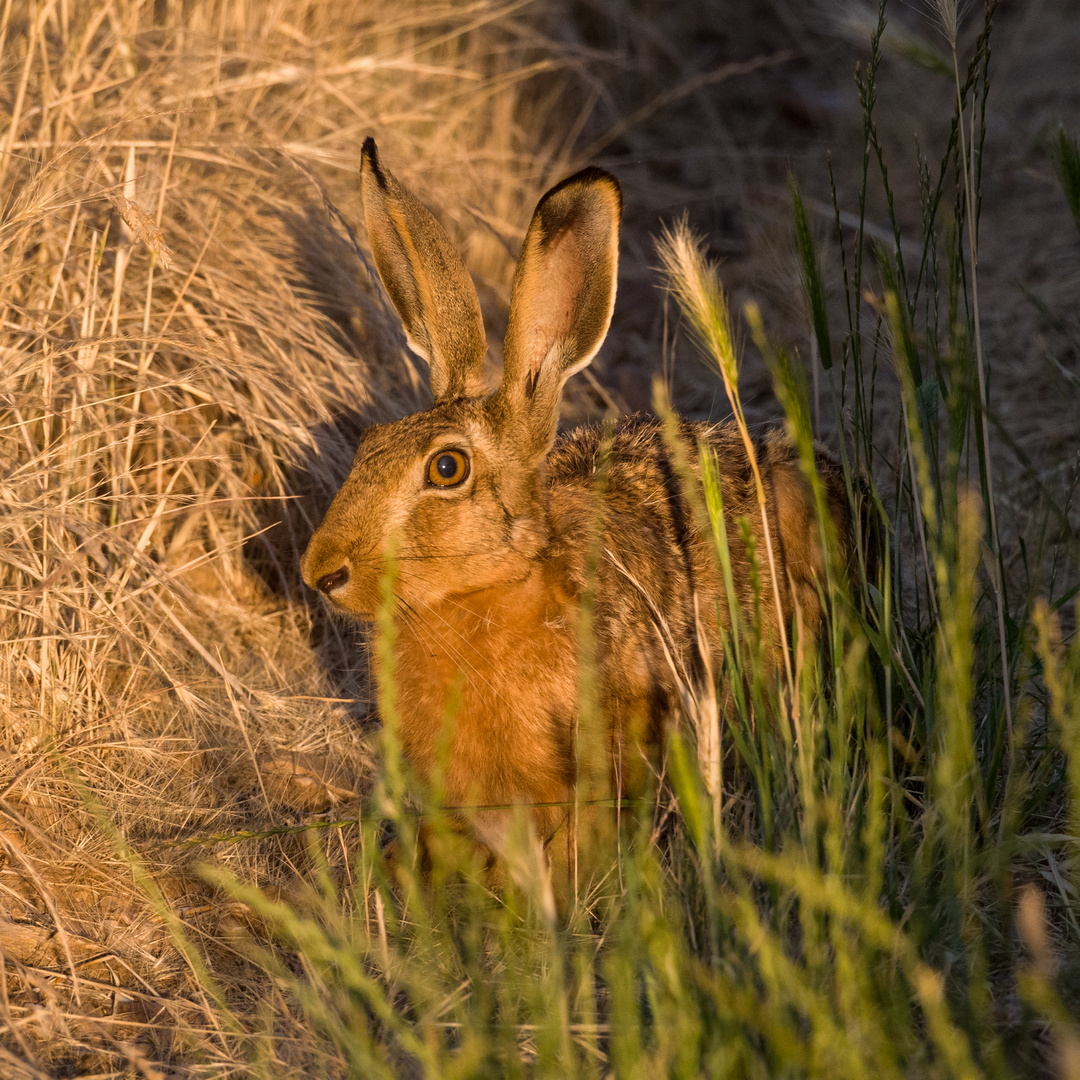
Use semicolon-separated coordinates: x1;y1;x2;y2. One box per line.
790;174;833;370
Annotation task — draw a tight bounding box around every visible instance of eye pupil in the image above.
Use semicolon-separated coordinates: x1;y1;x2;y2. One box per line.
428;449;469;487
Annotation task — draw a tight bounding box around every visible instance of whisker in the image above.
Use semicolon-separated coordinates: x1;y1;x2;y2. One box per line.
394;549;504;562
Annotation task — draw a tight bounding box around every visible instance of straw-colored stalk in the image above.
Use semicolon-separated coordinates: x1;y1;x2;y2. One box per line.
655;222;795;712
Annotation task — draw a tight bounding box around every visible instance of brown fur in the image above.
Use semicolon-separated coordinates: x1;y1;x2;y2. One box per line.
301;141;857;887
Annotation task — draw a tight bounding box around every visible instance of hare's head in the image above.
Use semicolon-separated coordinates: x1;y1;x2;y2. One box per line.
301;140;621;617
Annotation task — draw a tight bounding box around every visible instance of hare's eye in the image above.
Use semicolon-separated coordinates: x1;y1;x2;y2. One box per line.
427;449;469;488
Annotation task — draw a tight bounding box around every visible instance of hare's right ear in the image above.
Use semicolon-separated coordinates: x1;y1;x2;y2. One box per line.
497;167;621;459
360;138;487;401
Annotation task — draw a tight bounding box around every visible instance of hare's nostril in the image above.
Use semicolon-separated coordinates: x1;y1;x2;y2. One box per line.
316;566;349;595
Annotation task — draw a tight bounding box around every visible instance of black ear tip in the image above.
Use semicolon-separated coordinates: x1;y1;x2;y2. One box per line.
361;137;387;188
538;166;622;219
591;167;623;215
573;166;621;195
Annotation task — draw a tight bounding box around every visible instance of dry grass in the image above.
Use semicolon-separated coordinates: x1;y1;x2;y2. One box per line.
1;0;1078;1075
0;2;591;1072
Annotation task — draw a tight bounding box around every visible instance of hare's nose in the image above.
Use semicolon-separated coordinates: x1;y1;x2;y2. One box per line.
316;566;349;595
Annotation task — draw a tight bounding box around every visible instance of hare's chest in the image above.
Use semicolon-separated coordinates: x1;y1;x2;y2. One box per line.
391;583;580;806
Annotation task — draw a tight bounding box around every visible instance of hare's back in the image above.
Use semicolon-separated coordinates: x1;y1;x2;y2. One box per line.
547;414;850;548
546;415;857;636
546;415;754;518
545;415;752;618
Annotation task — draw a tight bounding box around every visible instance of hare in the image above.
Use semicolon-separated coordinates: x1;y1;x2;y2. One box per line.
302;139;857;886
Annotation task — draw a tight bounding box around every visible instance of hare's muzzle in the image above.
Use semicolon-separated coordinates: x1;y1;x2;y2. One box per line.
301;530;357;607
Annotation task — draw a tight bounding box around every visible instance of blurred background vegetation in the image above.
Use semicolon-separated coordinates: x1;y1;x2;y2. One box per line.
0;0;1078;1075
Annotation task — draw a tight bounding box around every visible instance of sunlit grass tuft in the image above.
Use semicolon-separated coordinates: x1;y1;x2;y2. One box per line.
1;0;1078;1076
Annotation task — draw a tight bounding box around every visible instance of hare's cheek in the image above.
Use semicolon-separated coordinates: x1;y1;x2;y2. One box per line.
509;516;546;559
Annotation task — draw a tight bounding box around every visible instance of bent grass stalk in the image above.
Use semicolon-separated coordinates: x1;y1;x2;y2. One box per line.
655;220;795;708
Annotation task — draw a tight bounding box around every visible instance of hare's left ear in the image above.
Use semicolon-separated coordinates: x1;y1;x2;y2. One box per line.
360;138;487;401
496;168;621;457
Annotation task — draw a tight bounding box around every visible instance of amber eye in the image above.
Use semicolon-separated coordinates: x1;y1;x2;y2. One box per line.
427;449;469;487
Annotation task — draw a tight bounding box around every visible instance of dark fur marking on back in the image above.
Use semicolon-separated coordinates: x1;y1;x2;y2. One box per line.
654;436;707;685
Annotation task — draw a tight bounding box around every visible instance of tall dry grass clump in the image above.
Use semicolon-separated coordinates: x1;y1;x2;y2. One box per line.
1;1;1079;1077
0;1;581;1072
